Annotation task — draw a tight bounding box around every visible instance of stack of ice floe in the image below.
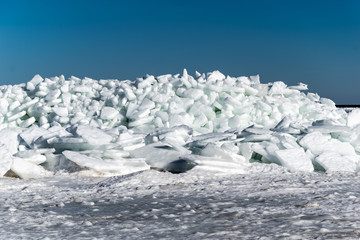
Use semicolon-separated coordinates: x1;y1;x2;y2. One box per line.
0;69;359;179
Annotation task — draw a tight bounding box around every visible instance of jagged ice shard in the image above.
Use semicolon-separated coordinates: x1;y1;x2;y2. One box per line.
0;69;359;179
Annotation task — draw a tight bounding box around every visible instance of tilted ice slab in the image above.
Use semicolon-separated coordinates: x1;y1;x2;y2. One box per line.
0;70;359;179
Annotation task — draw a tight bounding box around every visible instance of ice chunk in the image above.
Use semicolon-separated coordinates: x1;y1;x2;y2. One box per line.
7;110;26;122
241;125;272;135
102;149;130;159
76;125;113;145
0;128;21;154
181;154;246;174
20;154;47;165
207;70;225;82
243;134;272;142
139;98;155;111
299;132;355;156
275;148;314;172
63;151;149;175
20;126;50;148
307;125;350;134
298;132;330;154
100;107;119;120
288;83;308;91
315;152;357;172
251;142;279;164
272;117;302;134
308;120;350;133
47;137;90;152
273;117;291;130
244;85;258;96
183;89;203;100
45;89;61;101
130;143;183;170
228;115;242;129
17;98;39;112
162;137;192;155
42;153;81;172
124;87;136;101
249;74;260;84
201;143;248;164
239;143;253;161
21;117;36;128
0;99;9;115
128;108;150;120
347;108;360;128
11;158;52;179
122;142;145;151
128;116;154;128
34;126;72;147
117;132;144;147
15;148;55;158
0;145;13;176
320;97;335;107
145;125;192;145
61;83;69;93
269;81;288;95
274;133;300;149
73;86;92;93
189;132;235;148
193;113;208;127
169;112;194;128
29;74;44;87
53;107;68;117
9;100;21;112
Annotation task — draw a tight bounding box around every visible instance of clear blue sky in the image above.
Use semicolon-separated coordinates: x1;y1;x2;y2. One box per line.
0;0;359;104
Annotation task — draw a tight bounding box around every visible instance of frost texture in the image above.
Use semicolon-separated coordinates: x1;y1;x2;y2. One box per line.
0;70;358;178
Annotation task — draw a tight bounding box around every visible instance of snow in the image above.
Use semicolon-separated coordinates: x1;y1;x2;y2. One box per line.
1;167;360;239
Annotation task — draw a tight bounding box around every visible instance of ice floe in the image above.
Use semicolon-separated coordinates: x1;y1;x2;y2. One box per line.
0;70;358;178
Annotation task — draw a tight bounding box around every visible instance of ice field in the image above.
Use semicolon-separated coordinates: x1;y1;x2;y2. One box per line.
1;70;360;177
2;166;360;239
1;70;360;239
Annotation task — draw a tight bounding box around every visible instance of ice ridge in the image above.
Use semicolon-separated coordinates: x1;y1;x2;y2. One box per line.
0;70;359;178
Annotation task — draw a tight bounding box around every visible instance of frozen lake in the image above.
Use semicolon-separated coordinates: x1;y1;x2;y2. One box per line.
1;164;360;239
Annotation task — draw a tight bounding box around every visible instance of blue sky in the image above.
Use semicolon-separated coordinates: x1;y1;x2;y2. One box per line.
0;0;359;104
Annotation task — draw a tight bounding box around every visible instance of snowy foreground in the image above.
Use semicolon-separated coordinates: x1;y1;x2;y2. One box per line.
1;166;360;239
1;71;360;238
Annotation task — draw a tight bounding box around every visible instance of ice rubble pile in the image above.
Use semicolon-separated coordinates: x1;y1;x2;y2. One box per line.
0;70;360;179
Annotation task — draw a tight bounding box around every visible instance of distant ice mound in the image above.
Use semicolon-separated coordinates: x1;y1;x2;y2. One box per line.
0;70;359;179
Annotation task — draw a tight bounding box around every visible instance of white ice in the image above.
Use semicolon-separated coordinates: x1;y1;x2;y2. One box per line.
0;70;358;178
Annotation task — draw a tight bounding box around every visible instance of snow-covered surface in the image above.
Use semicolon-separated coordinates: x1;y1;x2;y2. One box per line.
1;71;360;238
1;166;360;239
0;70;359;177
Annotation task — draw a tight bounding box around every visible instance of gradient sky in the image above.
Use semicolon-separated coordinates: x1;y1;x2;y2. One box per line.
0;0;359;104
